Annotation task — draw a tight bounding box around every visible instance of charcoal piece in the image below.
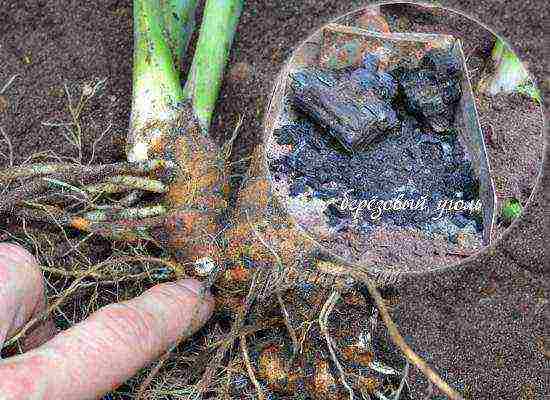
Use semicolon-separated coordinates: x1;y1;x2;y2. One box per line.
421;48;462;80
324;203;348;226
350;68;398;101
313;188;339;200
362;52;380;72
274;125;297;145
439;78;461;104
315;170;331;184
393;50;462;133
270;155;294;176
289;67;399;152
354;52;398;100
420;141;445;162
399;70;445;112
271;60;480;237
451;213;471;228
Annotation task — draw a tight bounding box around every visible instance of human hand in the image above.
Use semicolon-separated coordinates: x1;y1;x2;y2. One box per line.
0;243;214;400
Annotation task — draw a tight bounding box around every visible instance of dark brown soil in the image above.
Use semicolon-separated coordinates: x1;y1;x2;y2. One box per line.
0;1;547;399
477;93;543;203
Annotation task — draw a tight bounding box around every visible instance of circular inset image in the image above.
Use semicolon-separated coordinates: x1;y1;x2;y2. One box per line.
262;1;544;277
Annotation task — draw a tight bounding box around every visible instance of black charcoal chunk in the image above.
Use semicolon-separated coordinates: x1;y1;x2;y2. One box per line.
289;67;399;152
350;68;398;101
362;53;380;73
270;48;481;238
421;48;462;79
289;177;308;196
324;203;348;226
393;49;462;133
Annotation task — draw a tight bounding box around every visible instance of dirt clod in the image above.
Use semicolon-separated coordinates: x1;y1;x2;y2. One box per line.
228;61;253;83
0;95;7;112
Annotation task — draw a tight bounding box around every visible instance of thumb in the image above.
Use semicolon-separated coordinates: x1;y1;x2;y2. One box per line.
0;278;214;400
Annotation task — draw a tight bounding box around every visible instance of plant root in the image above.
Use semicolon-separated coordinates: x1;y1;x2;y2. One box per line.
84;176;168;194
3;271;92;348
1;159;175;243
394;361;410;399
136;258;218;399
2;254;188;351
319;290;355;400
198;269;259;394
80;205;166;222
0;126;14;167
41;255;186;280
136;341;178;400
363;279;465;400
0;159;174;183
240;333;266;400
11;205;166;242
207;318;285;350
276;292;300;360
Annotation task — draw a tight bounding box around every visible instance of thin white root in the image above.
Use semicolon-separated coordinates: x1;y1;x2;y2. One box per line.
319;290;355;400
276;292;300;360
240;334;266;400
394;360;409;399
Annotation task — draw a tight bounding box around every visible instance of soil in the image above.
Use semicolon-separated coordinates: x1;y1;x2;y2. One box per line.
0;1;547;400
477;92;544;240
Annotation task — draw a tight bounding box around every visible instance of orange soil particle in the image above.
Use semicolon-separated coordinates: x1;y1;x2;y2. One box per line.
237;176;271;212
70;217;91;231
259;345;288;382
358;376;381;394
229;263;250;282
309;359;339;399
164;210;204;239
341;345;375;367
149;134;165;155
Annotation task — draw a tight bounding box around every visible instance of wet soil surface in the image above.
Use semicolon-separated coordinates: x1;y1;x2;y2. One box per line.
0;1;547;399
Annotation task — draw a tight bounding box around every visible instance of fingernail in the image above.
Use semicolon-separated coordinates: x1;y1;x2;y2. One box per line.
175;279;208;297
175;279;214;334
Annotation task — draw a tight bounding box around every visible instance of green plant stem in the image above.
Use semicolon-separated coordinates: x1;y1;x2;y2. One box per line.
123;0;243;263
478;38;541;104
160;0;198;63
183;0;243;130
128;0;199;161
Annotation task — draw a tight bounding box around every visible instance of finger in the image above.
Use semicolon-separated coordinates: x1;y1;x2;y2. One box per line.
0;243;47;347
0;278;214;400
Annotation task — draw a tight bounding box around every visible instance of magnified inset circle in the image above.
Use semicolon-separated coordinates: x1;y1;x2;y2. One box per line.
263;2;544;276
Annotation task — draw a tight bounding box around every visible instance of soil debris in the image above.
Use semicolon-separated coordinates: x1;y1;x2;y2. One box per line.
228;61;253;83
